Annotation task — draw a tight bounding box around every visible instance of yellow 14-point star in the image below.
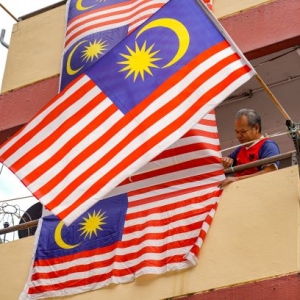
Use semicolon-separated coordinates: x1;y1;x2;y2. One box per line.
82;39;107;63
118;41;161;81
79;210;107;239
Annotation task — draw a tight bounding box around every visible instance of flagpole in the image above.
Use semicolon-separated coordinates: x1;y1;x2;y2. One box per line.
196;0;292;121
254;73;291;120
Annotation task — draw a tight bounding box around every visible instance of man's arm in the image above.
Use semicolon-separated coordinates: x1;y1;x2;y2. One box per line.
219;140;280;189
218;164;277;188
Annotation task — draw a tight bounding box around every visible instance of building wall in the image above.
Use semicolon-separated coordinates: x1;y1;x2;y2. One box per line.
0;166;299;300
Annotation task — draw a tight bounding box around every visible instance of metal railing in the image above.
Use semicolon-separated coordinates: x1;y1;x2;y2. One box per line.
0;150;298;237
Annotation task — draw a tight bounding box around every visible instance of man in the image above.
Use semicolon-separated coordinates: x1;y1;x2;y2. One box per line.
219;108;280;188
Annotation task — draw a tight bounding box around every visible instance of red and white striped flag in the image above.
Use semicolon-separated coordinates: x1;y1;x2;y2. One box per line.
19;112;224;299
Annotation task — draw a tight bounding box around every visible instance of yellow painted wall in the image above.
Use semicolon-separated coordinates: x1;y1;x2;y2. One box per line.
1;0;272;93
0;166;299;300
214;0;272;19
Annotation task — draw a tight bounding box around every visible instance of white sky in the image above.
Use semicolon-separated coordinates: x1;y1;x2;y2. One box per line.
0;0;61;241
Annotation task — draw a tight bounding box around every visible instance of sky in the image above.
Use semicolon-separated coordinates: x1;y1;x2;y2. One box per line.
0;0;61;241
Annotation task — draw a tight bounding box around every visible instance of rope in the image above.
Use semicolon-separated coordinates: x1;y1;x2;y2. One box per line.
221;129;293;153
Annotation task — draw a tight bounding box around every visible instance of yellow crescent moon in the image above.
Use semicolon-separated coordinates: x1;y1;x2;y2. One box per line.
66;40;87;76
54;221;81;249
136;18;190;68
76;0;97;11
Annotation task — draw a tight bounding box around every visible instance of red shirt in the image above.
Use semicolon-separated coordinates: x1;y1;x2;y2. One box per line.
235;139;269;177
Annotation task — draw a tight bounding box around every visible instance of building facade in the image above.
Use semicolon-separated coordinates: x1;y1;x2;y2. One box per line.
0;1;300;299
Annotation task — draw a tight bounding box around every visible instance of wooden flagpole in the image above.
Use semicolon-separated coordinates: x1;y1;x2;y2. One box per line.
254;74;291;120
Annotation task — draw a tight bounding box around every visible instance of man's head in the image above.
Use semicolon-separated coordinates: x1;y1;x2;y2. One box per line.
234;109;262;144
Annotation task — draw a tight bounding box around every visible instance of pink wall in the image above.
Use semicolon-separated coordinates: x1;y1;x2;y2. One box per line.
222;0;300;59
179;274;300;300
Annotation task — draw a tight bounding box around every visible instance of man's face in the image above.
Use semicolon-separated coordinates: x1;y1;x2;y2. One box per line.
234;115;260;144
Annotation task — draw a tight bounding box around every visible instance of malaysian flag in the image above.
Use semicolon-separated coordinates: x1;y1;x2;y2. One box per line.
60;0;169;90
0;0;255;226
19;112;224;299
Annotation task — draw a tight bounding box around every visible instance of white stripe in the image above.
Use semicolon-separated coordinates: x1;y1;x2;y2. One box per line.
201;113;216;121
192;123;219;133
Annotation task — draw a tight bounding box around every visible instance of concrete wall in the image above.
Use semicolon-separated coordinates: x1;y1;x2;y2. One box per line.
0;166;299;300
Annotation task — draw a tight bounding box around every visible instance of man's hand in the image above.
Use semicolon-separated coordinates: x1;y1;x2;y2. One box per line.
222;157;234;168
218;177;239;189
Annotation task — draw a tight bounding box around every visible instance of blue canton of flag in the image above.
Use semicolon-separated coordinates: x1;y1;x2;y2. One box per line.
36;194;127;259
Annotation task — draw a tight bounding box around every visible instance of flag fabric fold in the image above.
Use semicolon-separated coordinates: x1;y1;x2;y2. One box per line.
0;0;255;225
19;112;224;299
